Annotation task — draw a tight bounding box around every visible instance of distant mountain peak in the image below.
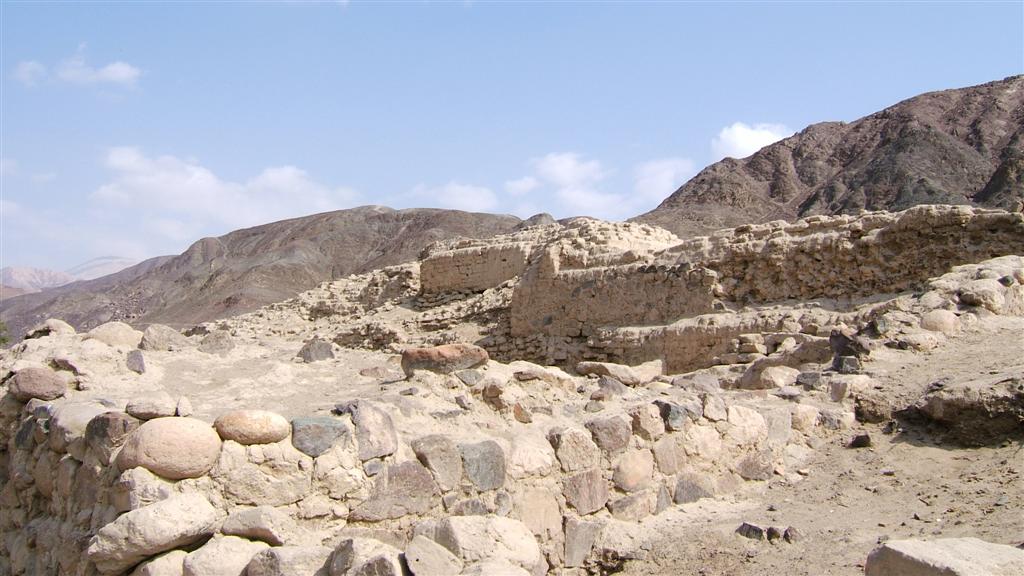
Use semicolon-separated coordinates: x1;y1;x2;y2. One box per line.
632;75;1024;237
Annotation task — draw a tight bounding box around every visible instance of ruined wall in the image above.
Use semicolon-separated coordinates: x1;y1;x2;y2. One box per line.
420;244;531;294
509;257;718;339
666;205;1024;304
0;330;845;576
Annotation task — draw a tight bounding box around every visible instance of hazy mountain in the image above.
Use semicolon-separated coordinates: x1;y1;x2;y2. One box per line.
633;75;1024;237
65;256;139;281
0;267;76;293
0;206;520;339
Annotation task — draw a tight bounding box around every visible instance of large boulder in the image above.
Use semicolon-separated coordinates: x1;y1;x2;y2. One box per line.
865;537;1024;575
401;343;489;376
215;410;291;445
297;338;334;363
140;324;190;351
7;366;67;402
116;417;223;480
86;494;222;574
913;372;1024;444
129;550;188;576
87;321;144;349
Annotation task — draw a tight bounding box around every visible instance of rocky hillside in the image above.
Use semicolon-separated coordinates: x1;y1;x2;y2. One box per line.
633;75;1024;237
0;206;521;339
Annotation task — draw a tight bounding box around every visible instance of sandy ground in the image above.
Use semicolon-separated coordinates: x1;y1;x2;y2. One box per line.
621;315;1024;575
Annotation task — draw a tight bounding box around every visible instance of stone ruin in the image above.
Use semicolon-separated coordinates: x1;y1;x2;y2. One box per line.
1;204;1023;575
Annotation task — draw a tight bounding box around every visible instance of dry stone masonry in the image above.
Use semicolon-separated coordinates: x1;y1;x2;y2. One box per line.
1;204;1023;575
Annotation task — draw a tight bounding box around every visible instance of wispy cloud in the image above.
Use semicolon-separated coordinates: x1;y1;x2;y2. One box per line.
403;181;499;213
92;147;359;241
12;45;141;88
633;158;696;204
711;122;792;160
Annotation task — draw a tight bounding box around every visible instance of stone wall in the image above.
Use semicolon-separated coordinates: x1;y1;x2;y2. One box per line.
0;333;850;575
420;244;531;295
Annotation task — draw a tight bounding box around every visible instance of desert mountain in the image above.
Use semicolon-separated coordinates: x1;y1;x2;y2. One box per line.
65;256;139;281
0;206;521;339
0;266;77;293
633;75;1024;237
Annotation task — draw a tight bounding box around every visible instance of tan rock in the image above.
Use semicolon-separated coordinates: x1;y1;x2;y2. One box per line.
215;410;291;445
920;309;961;334
246;546;332;576
183;535;268;576
222;506;299;546
612;449;654;492
86;321;143;349
433;516;543;573
127;392;178;420
86;494;221;574
576;361;642;386
401;343;488;376
129;550;187;576
548;426;601;472
404;535;464;576
116;417;222;480
865;537;1024;576
8;366;67;402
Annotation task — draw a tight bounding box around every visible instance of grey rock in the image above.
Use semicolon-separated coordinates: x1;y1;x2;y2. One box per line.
736;449;774;481
548;427;601;472
585;416;631;455
335;401;398;461
736;522;766;540
460;440;506;491
126;392;178;420
86;411;141;465
607;492;652;522
297;338;334;363
290;417;351;457
198;330;235;355
564;469;608;515
674;473;714;504
411;434;463;492
350;461;438;521
140;324;189;352
127;350;146;374
404;534;464;576
564;517;603;568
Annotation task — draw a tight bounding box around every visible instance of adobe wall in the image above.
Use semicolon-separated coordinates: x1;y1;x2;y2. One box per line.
420;243;531;295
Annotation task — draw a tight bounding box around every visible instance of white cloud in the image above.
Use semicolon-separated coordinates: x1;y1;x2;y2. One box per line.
530;152;618;216
711;122;792;160
13;47;141;88
92;147;359;240
13;61;46;87
406;181;498;213
504;176;538;196
633;158;696;203
57;52;141;86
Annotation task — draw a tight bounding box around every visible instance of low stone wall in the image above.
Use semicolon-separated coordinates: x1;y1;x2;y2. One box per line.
420;244;530;295
0;347;848;575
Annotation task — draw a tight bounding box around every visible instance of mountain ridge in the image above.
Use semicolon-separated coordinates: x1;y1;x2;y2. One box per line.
632;75;1024;236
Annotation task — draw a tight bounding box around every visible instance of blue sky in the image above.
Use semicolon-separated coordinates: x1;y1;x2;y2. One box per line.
2;1;1022;270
